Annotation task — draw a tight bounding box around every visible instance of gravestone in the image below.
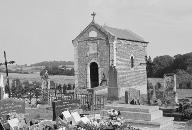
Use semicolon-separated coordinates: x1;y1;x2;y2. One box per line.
148;74;177;106
164;73;177;105
125;88;140;104
52;99;80;121
0;98;25;127
41;89;49;104
108;66;118;100
71;111;82;125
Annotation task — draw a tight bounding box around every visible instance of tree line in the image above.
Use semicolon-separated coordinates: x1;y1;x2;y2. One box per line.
146;52;192;78
30;61;74;67
42;66;74;76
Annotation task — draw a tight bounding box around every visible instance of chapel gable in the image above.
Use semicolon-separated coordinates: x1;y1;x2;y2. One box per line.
73;22;111;43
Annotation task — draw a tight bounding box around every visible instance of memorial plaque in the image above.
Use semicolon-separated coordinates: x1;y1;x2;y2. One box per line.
0;98;25;126
52;99;80;121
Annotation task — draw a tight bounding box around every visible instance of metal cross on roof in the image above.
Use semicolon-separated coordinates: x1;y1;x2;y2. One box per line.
0;51;15;98
91;12;96;22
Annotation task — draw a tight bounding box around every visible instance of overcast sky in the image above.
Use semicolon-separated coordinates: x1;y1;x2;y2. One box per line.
0;0;192;65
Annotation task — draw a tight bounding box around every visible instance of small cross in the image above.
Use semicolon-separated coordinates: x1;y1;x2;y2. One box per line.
0;51;15;98
91;12;96;22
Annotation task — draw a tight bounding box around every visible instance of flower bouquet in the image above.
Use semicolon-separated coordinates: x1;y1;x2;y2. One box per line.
76;109;140;130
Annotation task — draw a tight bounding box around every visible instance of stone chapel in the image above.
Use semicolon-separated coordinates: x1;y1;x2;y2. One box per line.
72;14;148;99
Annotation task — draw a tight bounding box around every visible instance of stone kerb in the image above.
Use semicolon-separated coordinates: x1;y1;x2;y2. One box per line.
105;104;159;113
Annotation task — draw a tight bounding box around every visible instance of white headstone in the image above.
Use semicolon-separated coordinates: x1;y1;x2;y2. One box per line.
81;116;90;124
94;114;101;120
71;112;81;125
3;93;8;99
62;111;72;122
8;118;19;129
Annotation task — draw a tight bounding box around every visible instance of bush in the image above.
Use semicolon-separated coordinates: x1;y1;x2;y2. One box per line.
183;108;192;119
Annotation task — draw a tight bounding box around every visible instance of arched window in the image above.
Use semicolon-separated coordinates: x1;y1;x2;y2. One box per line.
131;56;134;68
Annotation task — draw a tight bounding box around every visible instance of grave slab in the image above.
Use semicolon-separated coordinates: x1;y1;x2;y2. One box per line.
125;117;174;129
101;109;163;121
104;104;174;129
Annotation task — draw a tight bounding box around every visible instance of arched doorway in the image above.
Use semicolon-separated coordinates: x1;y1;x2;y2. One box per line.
90;62;99;88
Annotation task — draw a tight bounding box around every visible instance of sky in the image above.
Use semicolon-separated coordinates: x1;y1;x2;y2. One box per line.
0;0;192;65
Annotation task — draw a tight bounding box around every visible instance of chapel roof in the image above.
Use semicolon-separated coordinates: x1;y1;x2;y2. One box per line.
102;25;147;43
73;21;148;43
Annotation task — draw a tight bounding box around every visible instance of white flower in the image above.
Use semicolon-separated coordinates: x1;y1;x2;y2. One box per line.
114;110;118;116
117;117;121;121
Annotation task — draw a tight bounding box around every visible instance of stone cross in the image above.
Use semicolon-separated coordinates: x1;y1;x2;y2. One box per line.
91;12;96;22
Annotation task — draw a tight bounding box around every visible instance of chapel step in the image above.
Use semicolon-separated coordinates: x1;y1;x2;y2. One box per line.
125;117;174;129
105;104;159;113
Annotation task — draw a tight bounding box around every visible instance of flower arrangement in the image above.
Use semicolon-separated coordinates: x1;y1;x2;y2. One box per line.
76;109;140;130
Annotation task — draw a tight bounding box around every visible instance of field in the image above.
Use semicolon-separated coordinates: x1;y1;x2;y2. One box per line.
1;73;74;85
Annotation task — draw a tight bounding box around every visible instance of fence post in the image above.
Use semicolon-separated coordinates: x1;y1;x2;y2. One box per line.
52;101;56;121
125;91;129;104
103;95;105;108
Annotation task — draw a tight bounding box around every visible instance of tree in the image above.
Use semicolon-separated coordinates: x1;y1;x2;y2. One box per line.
146;56;153;78
153;55;174;77
173;54;187;70
40;65;74;76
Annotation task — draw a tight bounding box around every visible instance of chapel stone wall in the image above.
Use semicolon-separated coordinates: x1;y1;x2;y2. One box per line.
115;40;147;98
74;26;110;88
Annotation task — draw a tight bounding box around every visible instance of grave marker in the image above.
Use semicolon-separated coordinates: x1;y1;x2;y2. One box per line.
0;98;25;127
108;66;118;100
125;88;140;104
164;73;177;105
52;99;80;121
71;111;81;125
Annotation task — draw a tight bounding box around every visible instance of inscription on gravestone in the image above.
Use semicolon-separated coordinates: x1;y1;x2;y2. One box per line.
0;98;25;126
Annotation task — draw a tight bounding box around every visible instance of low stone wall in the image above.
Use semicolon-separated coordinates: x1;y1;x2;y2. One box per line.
177;89;192;99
